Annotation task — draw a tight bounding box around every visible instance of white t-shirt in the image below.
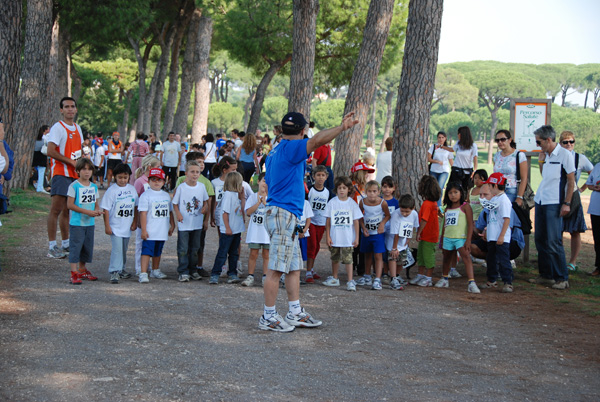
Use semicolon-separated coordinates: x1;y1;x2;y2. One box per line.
486;193;512;243
375;151;392;183
324;196;363;247
172;182;209;231
0;154;5;173
585;162;600;216
299;200;314;237
245;192;270;244
453;143;478;169
219;191;245;234
429;145;454;174
204;142;217;163
138;188;172;241
569;150;594;184
308;186;330;226
534;145;576;205
242;181;253;201
93;145;106;167
388;209;419;251
212;177;225;225
162;141;181;167
493;150;527;189
234;138;243;152
100;183;138;238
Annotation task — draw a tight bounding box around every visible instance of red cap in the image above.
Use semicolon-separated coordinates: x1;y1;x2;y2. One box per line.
483;172;507;186
149;168;166;180
350;161;375;174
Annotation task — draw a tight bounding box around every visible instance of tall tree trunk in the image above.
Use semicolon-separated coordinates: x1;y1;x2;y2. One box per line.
173;8;202;136
368;90;377;146
247;57;291;135
288;0;319;118
487;107;498;165
583;88;589;109
0;1;23;133
560;86;568;107
129;35;147;135
333;0;394;178
379;89;394;153
392;0;443;203
594;88;600;113
191;16;213;144
151;25;176;138
244;89;255;130
43;15;60;125
7;0;52;190
69;52;81;101
163;2;194;135
120;90;133;141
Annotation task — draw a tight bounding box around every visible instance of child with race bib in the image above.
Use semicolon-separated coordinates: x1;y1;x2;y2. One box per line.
100;163;138;284
358;180;391;290
242;173;270;287
305;165;331;282
381;176;399;283
211;156;238;276
324;176;363;291
390;194;419;290
436;181;480;293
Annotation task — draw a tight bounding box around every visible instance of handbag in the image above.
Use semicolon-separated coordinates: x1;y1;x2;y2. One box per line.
428;145;436;172
516;151;535;209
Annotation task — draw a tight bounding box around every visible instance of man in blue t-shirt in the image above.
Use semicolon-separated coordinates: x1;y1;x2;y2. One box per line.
259;111;358;332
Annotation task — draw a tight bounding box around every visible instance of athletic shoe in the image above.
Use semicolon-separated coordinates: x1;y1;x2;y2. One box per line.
258;314;295;332
284;308;322;328
305;276;315;283
197;267;210;277
178;274;190;282
371;279;382;290
472;257;487;266
70;271;82;285
528;276;555;286
237;260;243;276
416;277;432;287
220;266;228;278
150;269;167;279
409;274;424;285
119;270;132;279
110;272;120;284
241;276;254;287
322;276;340;287
78;269;98;281
382;274;390;285
209;275;219;284
480;281;498;289
312;272;321;280
139;273;149;283
47;246;66;259
502;283;514;293
435;278;449;288
190;272;202;281
396;276;408;286
552;280;570;290
355;276;366;286
449;268;462;278
99;184;104;189
390;277;403;290
468;281;481;294
347;280;357;291
227;275;241;284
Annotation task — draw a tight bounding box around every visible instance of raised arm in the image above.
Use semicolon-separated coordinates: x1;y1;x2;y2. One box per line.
306;112;359;155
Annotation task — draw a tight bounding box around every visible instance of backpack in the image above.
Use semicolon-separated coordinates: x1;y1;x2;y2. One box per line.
511;201;532;236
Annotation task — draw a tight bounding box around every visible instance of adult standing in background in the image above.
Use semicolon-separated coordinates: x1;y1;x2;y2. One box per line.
128;132;150;184
311;140;334;192
161;132;182;192
427;131;453;204
492;129;527;204
447;126;477;198
236;133;259;184
106;131;124;186
33;125;50;194
530;125;575;290
46;97;84;259
203;133;217;179
585;162;600;277
375;137;393;183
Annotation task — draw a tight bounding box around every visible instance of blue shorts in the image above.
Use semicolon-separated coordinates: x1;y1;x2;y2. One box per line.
142;240;166;257
442;237;466;251
360;233;386;254
299;237;308;261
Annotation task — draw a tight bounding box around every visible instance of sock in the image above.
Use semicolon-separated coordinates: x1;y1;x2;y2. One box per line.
450;267;457;271
443;276;449;280
468;279;475;283
263;305;276;319
306;271;313;278
49;240;57;250
288;300;301;316
62;239;70;249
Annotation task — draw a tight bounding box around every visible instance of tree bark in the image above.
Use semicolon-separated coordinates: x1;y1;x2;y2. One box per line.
128;36;147;135
6;0;52;190
288;0;319;119
173;8;202;136
247;57;291;135
392;0;443;204
378;89;394;153
368;90;377;146
43;15;60;125
244;89;255;130
583;89;589;109
151;24;176;138
0;1;23;133
333;0;394;179
191;16;213;144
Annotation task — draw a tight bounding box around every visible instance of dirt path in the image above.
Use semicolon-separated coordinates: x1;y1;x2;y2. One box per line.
1;198;599;401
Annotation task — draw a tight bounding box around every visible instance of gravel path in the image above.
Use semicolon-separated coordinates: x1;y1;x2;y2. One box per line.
1;205;599;401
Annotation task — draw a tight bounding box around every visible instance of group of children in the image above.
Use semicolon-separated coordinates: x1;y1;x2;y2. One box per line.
64;150;515;294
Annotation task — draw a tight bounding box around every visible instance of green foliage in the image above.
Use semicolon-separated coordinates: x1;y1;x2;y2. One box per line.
310;99;345;131
429;111;473;141
207;102;244;133
551;107;600;156
259;96;288;129
434;67;478;112
585;136;600;165
467;69;546;107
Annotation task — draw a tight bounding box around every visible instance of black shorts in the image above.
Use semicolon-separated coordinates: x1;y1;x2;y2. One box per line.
107;159;121;171
50;175;76;197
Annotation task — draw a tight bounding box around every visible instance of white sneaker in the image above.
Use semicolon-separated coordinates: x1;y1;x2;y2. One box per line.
322;276;340;287
472;257;487;266
258;314;295;332
435;277;449;288
139;273;149;283
178;274;190;282
150;269;167;279
363;275;373;286
409;274;424;285
449;268;462;278
417;277;432;287
371;279;382;290
220;266;228;278
284;308;322;328
241;276;254;287
355;276;366;286
468;281;481;294
347;280;357;291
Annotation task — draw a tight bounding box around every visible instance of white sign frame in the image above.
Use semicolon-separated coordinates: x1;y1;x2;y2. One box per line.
510;98;552;153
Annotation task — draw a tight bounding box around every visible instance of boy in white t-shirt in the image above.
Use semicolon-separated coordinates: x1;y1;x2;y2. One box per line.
324;176;363;291
173;161;209;282
480;173;513;293
306;165;330;282
137;168;176;283
242;173;270;287
100;163;138;283
390;194;420;290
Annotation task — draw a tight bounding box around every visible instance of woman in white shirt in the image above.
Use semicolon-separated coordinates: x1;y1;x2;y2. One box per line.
446;126;477;198
492;129;527;205
203;133;218;179
428;131;454;205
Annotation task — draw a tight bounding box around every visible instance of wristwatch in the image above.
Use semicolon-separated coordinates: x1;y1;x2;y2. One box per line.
563;202;571;206
516;195;523;199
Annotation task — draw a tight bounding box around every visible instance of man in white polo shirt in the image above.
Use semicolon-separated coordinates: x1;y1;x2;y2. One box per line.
530;125;575;290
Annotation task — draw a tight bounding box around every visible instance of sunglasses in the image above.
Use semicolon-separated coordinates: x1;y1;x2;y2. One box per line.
562;140;575;145
494;137;509;143
535;139;544;146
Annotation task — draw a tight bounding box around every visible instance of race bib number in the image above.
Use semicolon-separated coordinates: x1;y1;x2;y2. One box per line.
400;222;413;238
78;188;96;204
152;201;169;218
388;206;396;215
216;188;224;203
332;210;351;227
364;215;383;232
445;210;459;227
403;249;415;268
71;149;82;160
311;199;327;211
115;200;135;219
